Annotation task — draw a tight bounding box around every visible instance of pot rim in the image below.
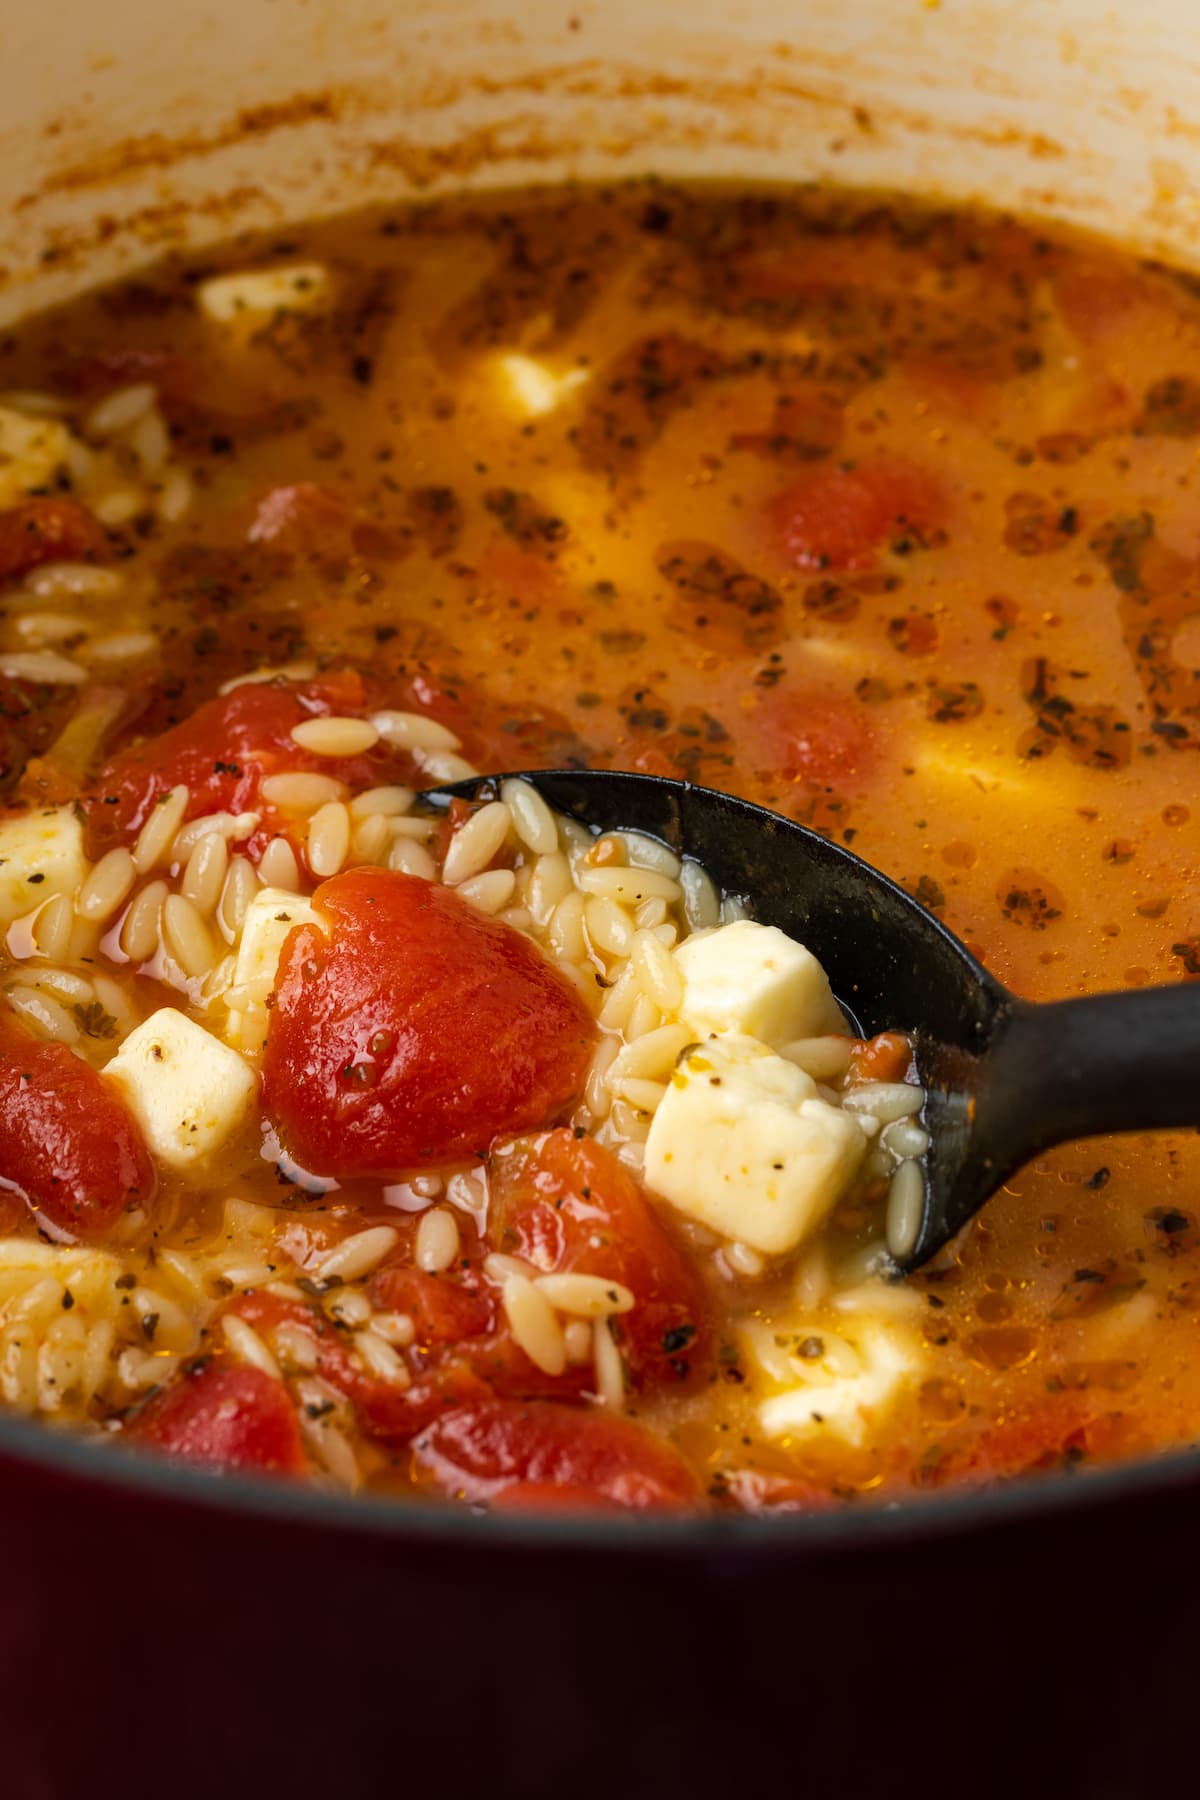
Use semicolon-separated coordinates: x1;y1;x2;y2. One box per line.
7;1403;1197;1554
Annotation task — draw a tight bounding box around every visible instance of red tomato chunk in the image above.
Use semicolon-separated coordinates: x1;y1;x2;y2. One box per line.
132;1358;308;1477
0;999;153;1236
0;498;107;584
369;1263;496;1347
768;458;947;572
85;670;407;858
412;1397;699;1511
848;1032;913;1084
488;1129;712;1391
262;871;597;1176
230;1287;490;1445
216;1142;714;1477
751;689;880;787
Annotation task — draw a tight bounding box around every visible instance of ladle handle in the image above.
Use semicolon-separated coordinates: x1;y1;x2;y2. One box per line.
981;983;1200;1162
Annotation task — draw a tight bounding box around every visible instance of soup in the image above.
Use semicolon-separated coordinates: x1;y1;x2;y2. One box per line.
0;183;1194;1510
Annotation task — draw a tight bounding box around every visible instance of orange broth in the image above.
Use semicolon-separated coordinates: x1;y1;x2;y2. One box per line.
0;183;1197;1508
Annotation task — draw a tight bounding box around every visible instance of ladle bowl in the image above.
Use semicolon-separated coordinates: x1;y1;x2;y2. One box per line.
428;769;1200;1269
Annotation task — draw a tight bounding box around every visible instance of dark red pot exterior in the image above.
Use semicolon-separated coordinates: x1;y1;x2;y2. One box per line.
1;1439;1195;1800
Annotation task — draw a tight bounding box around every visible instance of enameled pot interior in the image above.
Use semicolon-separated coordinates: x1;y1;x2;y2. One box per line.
1;0;1199;1541
4;0;1200;324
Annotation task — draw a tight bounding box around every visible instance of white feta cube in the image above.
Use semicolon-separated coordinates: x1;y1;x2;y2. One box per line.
231;887;321;994
0;806;87;928
673;919;845;1048
105;1008;257;1173
757;1323;920;1447
0;407;74;506
223;888;322;1056
198;264;332;325
487;352;590;419
643;1034;866;1256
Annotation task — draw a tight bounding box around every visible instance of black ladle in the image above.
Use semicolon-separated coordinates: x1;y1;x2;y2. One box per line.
426;769;1199;1273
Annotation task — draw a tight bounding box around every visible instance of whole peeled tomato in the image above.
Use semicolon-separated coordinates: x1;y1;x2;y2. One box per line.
262;870;597;1178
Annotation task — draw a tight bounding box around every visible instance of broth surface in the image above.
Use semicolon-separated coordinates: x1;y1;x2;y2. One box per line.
0;183;1197;1507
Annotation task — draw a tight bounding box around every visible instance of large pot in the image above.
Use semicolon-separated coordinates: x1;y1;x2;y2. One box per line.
0;4;1197;1795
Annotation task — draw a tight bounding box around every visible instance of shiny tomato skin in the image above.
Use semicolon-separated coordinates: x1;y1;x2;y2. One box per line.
412;1397;700;1510
358;1363;494;1445
369;1264;496;1346
0;1000;154;1236
367;1227;593;1407
768;458;946;573
364;1216;573;1396
85;670;406;857
848;1032;912;1084
229;1288;363;1400
488;1130;712;1391
262;871;596;1177
132;1358;308;1477
0;499;107;584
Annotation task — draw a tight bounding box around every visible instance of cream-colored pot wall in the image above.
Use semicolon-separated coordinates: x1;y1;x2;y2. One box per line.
0;0;1197;316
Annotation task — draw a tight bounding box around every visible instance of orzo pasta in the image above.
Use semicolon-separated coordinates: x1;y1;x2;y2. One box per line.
0;182;1193;1511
